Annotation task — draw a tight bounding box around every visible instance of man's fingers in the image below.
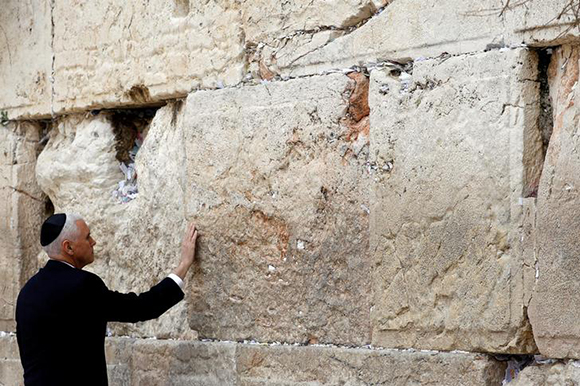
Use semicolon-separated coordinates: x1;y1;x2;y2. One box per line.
192;229;198;241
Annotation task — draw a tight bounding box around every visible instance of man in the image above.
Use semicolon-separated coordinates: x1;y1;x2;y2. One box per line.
15;213;198;386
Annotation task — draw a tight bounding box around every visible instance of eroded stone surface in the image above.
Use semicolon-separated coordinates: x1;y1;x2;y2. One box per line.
528;45;580;359
265;0;580;78
236;344;505;386
0;123;44;332
181;74;371;345
369;48;540;353
0;0;52;119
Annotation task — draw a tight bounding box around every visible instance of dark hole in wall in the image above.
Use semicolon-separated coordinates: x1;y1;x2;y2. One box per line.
106;107;160;163
44;196;54;218
524;48;554;199
537;49;554;157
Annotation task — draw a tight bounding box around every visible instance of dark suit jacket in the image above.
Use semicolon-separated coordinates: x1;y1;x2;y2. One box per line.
15;260;184;386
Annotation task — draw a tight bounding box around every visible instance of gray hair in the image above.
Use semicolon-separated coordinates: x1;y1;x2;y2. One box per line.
42;213;84;257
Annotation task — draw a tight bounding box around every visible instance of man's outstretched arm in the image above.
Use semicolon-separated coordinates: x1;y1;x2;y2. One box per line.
93;222;199;323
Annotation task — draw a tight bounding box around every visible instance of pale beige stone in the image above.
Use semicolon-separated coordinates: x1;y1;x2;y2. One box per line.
182;73;371;345
267;0;580;78
100;337;505;386
0;123;44;332
52;0;246;114
510;361;580;386
528;45;580;359
369;48;540;353
0;0;52;119
237;344;505;386
0;335;22;386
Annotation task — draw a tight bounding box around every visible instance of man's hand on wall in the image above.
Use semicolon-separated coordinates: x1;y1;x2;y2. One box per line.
173;222;199;280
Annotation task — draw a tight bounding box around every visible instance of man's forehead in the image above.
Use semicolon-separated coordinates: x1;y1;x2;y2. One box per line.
76;220;90;233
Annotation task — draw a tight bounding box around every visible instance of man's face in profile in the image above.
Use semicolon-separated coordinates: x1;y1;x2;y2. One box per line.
69;220;96;267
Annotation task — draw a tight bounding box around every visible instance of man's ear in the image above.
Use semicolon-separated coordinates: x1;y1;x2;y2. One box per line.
62;240;74;256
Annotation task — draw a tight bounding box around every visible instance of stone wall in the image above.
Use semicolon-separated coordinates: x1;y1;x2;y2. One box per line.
5;0;580;385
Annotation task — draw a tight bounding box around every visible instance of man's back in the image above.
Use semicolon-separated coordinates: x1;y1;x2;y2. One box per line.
16;260;108;386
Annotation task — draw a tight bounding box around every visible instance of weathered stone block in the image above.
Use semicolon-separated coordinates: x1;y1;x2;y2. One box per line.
0;123;44;332
265;0;580;78
182;74;371;345
106;337;238;386
52;0;246;114
236;344;505;386
0;0;52;119
369;48;540;353
528;45;580;359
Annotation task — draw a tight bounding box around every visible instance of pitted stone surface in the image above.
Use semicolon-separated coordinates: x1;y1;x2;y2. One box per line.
369;48;540;353
528;45;580;359
181;74;371;345
0;0;52;119
0;123;44;332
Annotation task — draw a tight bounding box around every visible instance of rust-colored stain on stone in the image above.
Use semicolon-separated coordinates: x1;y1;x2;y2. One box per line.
343;72;370;141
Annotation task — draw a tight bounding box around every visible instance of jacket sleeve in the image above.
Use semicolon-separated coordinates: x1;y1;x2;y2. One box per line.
87;274;185;323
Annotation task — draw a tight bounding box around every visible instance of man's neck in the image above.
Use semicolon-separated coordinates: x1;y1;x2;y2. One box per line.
49;255;80;269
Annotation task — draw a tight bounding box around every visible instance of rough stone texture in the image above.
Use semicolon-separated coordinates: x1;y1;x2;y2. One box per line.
105;338;238;386
236;344;505;386
78;337;507;385
369;48;541;353
528;45;580;359
0;335;508;386
0;0;52;119
182;74;371;345
0;123;44;332
510;360;580;386
0;334;22;386
35;107;195;339
262;0;580;78
51;0;246;114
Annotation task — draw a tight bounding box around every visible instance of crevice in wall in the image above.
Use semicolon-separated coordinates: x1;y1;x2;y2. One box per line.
523;48;554;198
537;49;555;158
97;107;161;203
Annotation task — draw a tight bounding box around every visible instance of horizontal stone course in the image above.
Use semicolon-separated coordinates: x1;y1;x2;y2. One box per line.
0;336;508;385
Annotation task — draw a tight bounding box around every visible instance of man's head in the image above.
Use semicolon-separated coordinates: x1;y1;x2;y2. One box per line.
41;213;96;269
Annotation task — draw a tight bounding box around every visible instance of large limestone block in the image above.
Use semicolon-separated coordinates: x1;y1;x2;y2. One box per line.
35;107;194;339
236;344;505;385
528;45;580;359
182;74;371;345
369;48;541;353
0;0;52;119
105;338;238;386
0;123;44;332
103;337;505;386
265;0;580;78
52;0;245;114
